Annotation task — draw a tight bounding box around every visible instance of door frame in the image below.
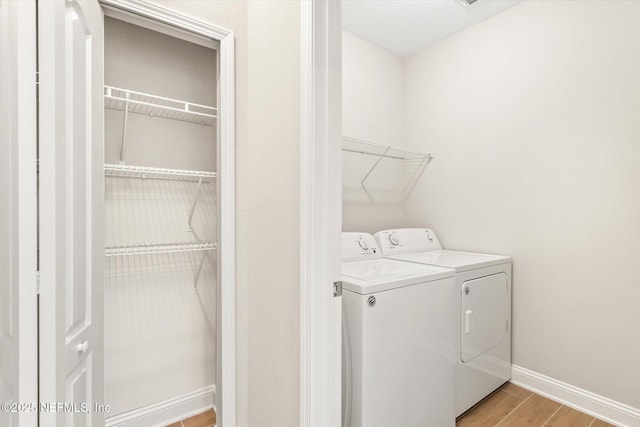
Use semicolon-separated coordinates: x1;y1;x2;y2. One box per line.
299;1;343;426
0;1;38;425
94;1;237;425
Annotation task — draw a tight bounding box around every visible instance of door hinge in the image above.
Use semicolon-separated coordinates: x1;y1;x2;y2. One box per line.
36;271;40;295
333;281;342;297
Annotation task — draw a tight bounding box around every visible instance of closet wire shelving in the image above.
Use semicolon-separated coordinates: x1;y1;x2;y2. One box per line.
104;86;218;292
104;163;217;182
104;85;217;126
342;136;434;200
104;242;216;257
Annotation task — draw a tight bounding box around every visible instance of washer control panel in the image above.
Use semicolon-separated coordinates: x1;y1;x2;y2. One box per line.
341;232;381;262
357;235;370;250
374;228;443;256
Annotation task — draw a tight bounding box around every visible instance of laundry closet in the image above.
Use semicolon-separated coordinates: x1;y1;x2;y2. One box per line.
340;1;640;427
102;14;218;420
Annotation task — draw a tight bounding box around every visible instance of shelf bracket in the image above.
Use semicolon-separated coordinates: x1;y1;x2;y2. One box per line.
187;176;204;232
193;251;207;294
361;145;391;188
119;92;130;164
402;153;434;201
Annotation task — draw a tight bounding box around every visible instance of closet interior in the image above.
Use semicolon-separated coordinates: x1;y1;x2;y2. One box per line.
103;16;218;419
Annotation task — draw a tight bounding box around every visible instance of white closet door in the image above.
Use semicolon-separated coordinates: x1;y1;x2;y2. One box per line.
0;1;38;426
39;0;105;426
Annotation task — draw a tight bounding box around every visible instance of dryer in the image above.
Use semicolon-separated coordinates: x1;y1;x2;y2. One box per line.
341;232;456;427
374;228;512;417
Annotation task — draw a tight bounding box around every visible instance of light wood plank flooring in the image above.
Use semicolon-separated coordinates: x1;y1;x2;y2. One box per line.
166;408;215;427
167;387;616;427
456;383;616;427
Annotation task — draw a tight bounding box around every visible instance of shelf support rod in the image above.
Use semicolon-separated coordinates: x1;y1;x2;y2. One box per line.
402;153;434;201
119;92;130;164
187;176;204;232
193;251;207;294
361;145;391;187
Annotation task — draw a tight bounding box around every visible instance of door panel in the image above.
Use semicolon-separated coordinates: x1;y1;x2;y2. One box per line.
67;359;90;426
65;5;91;343
461;273;508;363
39;0;104;425
0;0;38;426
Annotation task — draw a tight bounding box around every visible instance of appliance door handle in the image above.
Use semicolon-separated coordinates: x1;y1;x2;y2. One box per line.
464;309;474;335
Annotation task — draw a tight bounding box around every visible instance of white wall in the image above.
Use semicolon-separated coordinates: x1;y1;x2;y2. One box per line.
403;0;640;409
342;31;407;233
103;18;217;415
342;31;404;147
245;2;300;426
143;2;302;426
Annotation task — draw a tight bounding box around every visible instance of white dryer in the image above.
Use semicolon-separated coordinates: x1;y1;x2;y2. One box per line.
374;228;512;417
341;232;456;427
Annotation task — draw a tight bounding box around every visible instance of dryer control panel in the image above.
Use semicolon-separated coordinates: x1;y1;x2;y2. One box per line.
374;228;443;256
341;232;382;263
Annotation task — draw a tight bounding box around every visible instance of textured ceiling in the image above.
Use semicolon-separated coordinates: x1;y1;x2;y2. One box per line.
342;0;525;57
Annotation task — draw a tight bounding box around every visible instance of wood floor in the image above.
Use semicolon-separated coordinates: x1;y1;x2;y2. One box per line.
166;386;616;427
456;383;615;427
166;408;216;427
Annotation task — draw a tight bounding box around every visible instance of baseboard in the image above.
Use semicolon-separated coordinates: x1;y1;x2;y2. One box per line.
511;365;640;427
105;385;216;427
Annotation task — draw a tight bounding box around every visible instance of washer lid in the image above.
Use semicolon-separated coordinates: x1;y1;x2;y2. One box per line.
341;258;455;295
388;250;511;273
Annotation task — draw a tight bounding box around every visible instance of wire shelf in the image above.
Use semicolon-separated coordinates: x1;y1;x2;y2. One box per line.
104;86;217;126
342;137;433;201
105;241;216;257
342;137;430;161
104;163;216;182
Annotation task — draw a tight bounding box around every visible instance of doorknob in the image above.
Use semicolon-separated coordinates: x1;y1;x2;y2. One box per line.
76;341;89;353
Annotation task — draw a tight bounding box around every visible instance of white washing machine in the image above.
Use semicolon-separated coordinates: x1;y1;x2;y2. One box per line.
341;232;456;427
374;228;512;418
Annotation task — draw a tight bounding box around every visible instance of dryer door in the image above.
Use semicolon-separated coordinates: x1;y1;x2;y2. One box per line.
460;273;508;363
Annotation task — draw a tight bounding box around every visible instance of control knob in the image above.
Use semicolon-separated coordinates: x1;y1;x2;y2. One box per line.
389;234;400;246
357;236;369;250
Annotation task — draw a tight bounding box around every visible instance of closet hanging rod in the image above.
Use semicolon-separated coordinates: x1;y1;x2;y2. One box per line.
104;163;216;182
105;241;216;257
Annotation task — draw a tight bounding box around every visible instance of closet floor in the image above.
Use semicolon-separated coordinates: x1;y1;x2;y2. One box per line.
165;385;616;427
166;408;215;427
456;383;614;427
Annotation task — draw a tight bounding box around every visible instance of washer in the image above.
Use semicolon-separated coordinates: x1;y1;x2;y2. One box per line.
374;228;512;417
341;232;456;427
